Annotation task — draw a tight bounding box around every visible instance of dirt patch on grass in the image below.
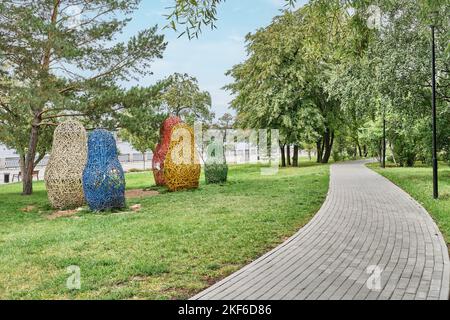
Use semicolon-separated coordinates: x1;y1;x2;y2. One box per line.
126;189;159;199
130;204;142;212
204;275;222;287
161;286;199;300
47;209;79;220
21;205;36;212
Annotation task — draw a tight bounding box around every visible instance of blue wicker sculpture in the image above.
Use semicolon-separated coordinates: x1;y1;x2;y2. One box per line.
82;129;126;211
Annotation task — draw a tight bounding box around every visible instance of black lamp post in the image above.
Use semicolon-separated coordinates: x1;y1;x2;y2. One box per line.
382;106;386;169
430;24;438;199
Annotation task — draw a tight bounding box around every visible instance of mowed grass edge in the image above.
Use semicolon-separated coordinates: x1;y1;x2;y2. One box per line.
368;163;450;250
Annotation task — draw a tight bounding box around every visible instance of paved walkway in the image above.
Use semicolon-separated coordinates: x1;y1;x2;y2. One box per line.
193;160;449;300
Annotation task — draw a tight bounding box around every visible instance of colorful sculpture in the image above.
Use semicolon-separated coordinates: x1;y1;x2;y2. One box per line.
205;139;228;184
152;116;182;186
82;129;126;211
45;120;87;209
164;123;201;192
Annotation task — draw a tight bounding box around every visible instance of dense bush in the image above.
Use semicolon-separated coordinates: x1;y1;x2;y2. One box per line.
204;139;228;184
205;163;228;184
391;135;418;167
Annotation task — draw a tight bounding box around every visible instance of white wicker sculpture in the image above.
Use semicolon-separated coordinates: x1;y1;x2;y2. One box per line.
45;120;88;209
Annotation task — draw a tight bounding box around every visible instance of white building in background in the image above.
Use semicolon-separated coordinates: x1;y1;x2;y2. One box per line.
1;136;265;184
0;140;152;184
0;141;144;160
0;144;19;158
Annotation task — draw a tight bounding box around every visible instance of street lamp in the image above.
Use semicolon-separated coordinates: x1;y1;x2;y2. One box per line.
430;24;438;199
382;104;386;169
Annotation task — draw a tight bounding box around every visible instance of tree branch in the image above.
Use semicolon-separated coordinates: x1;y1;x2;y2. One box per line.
40;113;87;121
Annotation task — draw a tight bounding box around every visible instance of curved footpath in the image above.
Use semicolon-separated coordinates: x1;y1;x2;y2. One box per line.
192;160;449;300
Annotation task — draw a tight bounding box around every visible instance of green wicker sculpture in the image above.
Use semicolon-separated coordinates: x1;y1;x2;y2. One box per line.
205;139;228;184
164;123;201;192
45;120;87;209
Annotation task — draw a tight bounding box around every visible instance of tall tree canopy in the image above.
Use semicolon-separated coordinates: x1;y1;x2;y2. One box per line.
226;1;355;164
118;84;167;167
225;0;449;166
327;0;450;165
0;0;166;194
161;73;213;124
165;0;297;38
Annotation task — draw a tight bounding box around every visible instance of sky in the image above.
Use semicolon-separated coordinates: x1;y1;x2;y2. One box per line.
122;0;308;119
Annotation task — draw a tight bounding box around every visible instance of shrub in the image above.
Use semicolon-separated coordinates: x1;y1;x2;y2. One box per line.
204;139;228;184
205;163;228;184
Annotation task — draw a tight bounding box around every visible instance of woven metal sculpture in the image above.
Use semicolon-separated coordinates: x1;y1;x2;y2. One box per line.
205;140;228;184
164;123;201;192
82;129;126;211
152;116;182;186
45;120;87;209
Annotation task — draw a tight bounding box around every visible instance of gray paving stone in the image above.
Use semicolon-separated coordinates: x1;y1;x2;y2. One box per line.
192;160;450;300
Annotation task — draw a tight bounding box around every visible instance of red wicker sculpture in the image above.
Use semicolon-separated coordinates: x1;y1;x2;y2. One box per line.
152;116;182;186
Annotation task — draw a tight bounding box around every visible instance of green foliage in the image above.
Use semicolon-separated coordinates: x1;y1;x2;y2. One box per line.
165;0;300;39
118;85;168;154
164;0;450;167
161;73;214;124
0;0;167;193
226;1;366;163
360;120;383;159
204;137;228;184
325;0;450;167
204;163;228;184
118;75;215;155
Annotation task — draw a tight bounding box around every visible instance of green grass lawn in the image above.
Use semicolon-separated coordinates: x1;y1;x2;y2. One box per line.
0;162;329;299
368;163;450;248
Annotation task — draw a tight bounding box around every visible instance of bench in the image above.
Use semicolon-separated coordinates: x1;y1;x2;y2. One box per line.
12;171;40;182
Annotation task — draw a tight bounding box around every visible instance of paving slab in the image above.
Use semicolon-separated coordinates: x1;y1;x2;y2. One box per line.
192;160;450;300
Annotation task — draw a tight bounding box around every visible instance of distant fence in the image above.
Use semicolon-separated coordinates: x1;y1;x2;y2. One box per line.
118;153;153;163
0;153;153;170
1;147;267;170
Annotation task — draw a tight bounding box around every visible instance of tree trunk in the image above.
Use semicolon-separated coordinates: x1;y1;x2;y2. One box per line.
378;139;383;164
22;117;40;195
316;140;323;163
256;133;260;161
142;152;146;170
357;143;362;158
19;154;26;178
321;129;334;164
286;145;291;166
21;1;60;195
280;144;286;167
293;145;299;167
